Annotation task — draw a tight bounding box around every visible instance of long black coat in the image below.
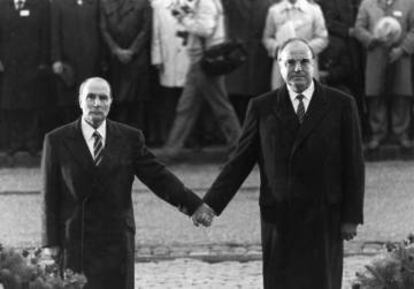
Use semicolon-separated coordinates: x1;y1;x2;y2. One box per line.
222;0;279;97
0;0;49;110
100;0;151;103
51;0;102;106
204;82;365;289
319;0;364;96
41;119;203;289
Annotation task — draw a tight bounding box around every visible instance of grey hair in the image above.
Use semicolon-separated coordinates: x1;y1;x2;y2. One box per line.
78;77;112;100
277;37;316;60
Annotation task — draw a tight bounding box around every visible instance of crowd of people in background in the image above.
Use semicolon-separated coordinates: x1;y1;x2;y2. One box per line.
0;0;413;159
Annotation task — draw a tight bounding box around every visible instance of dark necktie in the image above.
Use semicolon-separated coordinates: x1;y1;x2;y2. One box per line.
296;94;305;124
92;131;104;166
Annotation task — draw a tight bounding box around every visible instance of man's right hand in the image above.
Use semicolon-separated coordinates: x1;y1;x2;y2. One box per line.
0;60;4;72
192;203;216;227
52;61;64;74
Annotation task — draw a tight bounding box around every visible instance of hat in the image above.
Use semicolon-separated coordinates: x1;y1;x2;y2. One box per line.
58;62;75;88
373;16;402;45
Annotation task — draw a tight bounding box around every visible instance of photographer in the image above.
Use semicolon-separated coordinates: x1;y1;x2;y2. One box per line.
161;0;241;158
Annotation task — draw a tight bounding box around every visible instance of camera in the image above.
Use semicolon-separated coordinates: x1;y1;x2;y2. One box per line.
170;0;196;18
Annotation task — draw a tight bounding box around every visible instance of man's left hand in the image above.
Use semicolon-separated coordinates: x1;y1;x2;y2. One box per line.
192;203;216;227
341;223;358;240
389;47;404;63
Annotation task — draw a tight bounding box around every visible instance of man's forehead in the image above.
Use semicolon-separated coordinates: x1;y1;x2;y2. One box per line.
280;42;312;59
83;81;111;95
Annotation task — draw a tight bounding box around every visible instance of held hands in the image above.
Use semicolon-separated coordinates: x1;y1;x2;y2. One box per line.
192;203;216;227
341;223;358;241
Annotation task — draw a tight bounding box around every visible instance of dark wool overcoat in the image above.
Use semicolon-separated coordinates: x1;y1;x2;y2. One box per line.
222;0;279;97
0;0;49;110
41;119;203;289
100;0;151;103
320;0;364;96
50;0;102;106
204;81;365;289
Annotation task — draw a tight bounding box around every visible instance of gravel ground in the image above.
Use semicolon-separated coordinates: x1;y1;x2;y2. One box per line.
134;255;372;289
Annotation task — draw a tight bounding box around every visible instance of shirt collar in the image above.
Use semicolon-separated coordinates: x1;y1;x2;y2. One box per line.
81;118;107;142
287;80;315;103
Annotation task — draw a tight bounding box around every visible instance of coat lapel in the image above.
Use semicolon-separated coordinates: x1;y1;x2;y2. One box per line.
291;82;330;155
63;119;95;170
272;84;300;130
97;120;124;172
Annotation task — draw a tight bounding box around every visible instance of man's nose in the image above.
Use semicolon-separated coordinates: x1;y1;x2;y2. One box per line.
93;98;101;106
294;61;303;71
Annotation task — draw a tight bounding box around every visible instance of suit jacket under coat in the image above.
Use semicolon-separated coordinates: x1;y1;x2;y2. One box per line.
41;119;202;289
204;81;365;225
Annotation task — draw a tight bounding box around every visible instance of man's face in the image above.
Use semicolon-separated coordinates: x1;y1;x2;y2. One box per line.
278;41;314;93
79;79;112;128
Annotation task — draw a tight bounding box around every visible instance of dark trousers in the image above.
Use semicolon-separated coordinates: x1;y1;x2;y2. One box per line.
4;109;39;154
367;95;412;142
151;87;181;146
165;61;241;150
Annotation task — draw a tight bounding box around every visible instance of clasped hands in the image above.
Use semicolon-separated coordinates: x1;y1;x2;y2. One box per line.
191;203;216;227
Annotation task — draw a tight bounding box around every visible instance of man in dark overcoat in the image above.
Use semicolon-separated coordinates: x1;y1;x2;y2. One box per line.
319;0;367;136
222;0;279;122
41;77;212;289
0;0;49;156
100;0;151;130
51;0;102;125
195;38;365;289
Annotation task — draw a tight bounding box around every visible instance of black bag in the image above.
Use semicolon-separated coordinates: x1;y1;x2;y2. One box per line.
200;40;247;76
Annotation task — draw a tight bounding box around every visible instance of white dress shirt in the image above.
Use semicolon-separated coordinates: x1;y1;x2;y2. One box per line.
287;80;315;114
81;118;107;158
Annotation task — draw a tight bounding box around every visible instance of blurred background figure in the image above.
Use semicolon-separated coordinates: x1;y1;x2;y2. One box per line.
161;0;241;157
150;0;190;145
100;0;152;132
354;0;414;150
319;0;367;137
318;36;353;94
262;0;328;90
222;0;279;123
0;0;50;158
51;0;103;125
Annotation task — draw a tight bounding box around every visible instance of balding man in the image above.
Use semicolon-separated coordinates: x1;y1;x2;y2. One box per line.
195;38;365;289
41;77;213;289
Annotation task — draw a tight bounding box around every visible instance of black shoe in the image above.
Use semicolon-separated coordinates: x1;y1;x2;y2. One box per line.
399;138;413;149
366;139;380;150
27;147;40;158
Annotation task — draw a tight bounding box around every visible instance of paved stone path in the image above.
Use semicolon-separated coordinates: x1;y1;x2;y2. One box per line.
134;255;371;289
